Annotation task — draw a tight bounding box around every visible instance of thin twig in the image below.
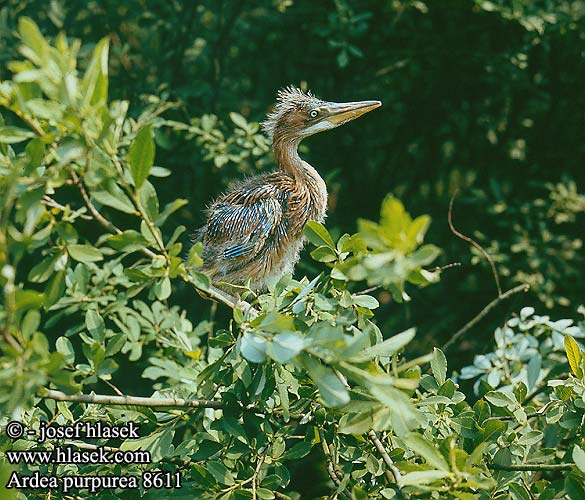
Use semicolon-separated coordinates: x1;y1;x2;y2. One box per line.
318;428;351;500
103;379;124;397
71;172;123;235
42;196;92;220
448;190;502;296
252;454;266;500
39;388;223;409
442;283;529;352
368;430;402;487
488;463;574;471
485;400;558;422
71;171;157;259
430;262;462;272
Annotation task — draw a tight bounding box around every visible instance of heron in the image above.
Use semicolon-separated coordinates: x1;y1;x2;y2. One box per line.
197;86;381;295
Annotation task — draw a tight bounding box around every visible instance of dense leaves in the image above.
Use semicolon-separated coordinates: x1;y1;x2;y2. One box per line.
0;4;584;500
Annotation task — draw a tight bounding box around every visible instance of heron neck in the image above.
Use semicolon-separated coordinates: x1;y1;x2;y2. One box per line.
273;136;305;180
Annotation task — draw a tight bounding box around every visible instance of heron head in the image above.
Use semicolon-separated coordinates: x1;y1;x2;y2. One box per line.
262;86;381;142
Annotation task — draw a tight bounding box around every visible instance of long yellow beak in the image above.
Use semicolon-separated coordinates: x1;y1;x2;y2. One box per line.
324;100;382;125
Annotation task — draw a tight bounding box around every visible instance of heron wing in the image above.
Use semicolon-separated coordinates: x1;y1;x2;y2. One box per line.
204;186;284;261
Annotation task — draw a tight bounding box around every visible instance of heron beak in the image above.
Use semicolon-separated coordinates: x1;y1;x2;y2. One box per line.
324;100;382;126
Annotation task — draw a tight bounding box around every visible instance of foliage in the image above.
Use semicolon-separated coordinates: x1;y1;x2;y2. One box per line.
0;21;584;500
470;180;585;309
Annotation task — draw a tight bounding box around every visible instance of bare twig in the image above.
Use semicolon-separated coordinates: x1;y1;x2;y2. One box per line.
39;388;223;409
251;454;266;500
430;262;462;272
2;329;23;353
71;172;123;235
103;379;124;397
448;190;502;296
442;283;529;352
42;196;92;220
71;171;157;259
368;430;402;487
319;428;351;500
488;463;574;471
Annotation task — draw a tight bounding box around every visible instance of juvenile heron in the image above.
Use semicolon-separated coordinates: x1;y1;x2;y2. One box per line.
198;86;381;291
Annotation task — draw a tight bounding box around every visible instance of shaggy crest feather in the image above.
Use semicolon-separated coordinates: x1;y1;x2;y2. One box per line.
261;86;320;140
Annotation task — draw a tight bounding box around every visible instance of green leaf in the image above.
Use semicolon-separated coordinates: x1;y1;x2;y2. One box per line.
352;294;379;309
304;221;335;250
21;310;40;341
368;385;423;436
56;337;75;364
92;189;135;214
240;333;267;363
565;335;582;377
156;198;188;226
206;460;235;485
403;433;450;471
0;126;36;144
229;112;248;129
301;354;350;407
565;473;585;500
517;430;543;446
67;244;103;263
107;230;148;252
44;270;65;307
408;244;441;266
153;277;172;300
140;180;159;221
573;445;585;474
431;348;447;385
509;483;532;500
281;442;312;460
128;125;155;190
28;254;62;283
256;489;275;500
484;391;514;408
81;37;109;106
338;410;377;435
85;310;105;342
18;18;49;63
310;245;338;262
267;332;305;363
400;470;450;486
352;328;415;361
526;355;541;390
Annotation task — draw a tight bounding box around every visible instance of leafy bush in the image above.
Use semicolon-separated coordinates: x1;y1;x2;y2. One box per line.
1;21;585;500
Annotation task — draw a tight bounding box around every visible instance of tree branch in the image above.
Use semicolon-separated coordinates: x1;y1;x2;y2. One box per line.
488;463;574;471
368;430;402;487
188;275;259;319
39;388;223;409
319;428;351;500
448;190;501;295
442;283;529;352
42;195;92;220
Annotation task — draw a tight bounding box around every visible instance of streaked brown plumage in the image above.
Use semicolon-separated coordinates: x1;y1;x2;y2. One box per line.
198;86;381;290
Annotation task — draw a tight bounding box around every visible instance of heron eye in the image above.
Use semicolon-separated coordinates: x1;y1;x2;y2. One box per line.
309;109;319;118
